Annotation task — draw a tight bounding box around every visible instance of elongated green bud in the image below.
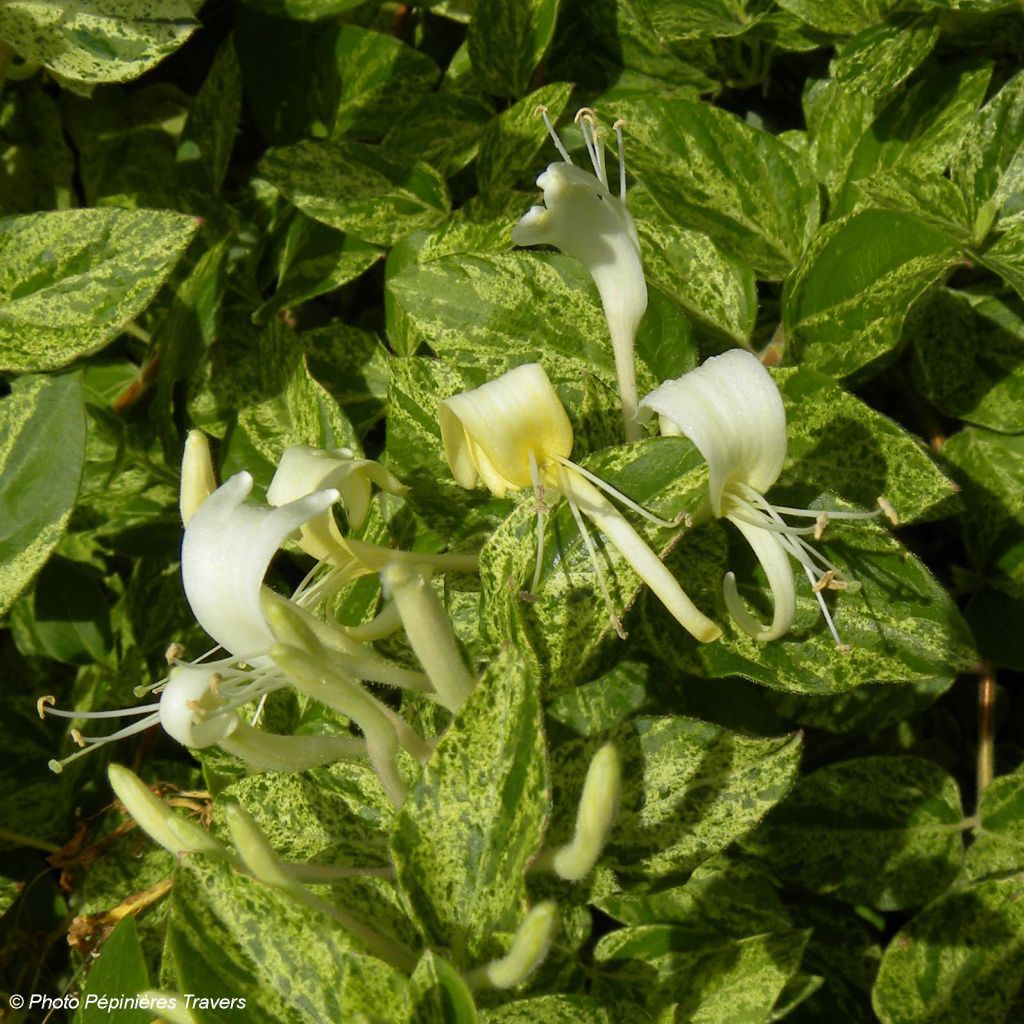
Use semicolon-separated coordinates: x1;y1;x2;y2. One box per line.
179;430;217;525
468;902;558;990
552;743;621;881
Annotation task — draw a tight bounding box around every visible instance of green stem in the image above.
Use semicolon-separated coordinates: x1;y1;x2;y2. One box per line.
977;664;996;814
0;828;61;854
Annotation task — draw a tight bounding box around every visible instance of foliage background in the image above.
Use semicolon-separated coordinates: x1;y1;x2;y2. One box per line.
1;0;1023;1021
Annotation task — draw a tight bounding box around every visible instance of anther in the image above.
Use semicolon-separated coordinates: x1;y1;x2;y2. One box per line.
877;496;898;525
812;570;835;593
814;511;829;541
37;695;56;719
70;728;86;748
165;642;185;664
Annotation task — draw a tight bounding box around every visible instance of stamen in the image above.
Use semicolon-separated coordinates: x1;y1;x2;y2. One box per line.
561;467;627;639
814;511;828;541
550;455;676;529
41;703;161;720
811;570;834;593
799;562;847;650
536;104;573;164
165;642;185;663
70;728;86;747
877;496;899;525
574;107;605;184
613;119;627;202
37;695;55;718
528;450;548;595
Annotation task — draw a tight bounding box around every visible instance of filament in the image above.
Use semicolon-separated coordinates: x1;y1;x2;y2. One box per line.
550;455;675;528
537;104;573;164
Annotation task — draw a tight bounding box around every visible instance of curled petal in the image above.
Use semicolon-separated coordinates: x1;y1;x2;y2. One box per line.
723;514;797;642
641;349;786;515
439;363;573;496
181;471;339;657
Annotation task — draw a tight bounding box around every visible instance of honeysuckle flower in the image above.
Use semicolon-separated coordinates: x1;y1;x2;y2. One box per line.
466;902;559;990
439;363;721;643
640;349;879;646
535;743;621;882
513;107;647;443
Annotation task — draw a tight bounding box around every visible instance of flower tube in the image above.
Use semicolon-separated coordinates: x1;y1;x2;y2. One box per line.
513;107;647;442
641;349;880;646
439;364;720;643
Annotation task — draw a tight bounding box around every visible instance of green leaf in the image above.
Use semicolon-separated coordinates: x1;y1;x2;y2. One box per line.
872;873;1024;1024
633;205;758;346
167;858;408;1024
965;764;1024;881
833;19;940;99
777;367;958;524
482;996;610;1023
783;207;959;380
951;69;1024;234
0;208;198;373
384;92;494;179
76;918;150;1024
834;60;992;216
176;36;242;195
977;222;1024;301
631;0;770;42
0;0;197;88
10;557;113;666
551;718;802;883
476;82;573;193
260;140;451;246
409;950;478;1024
595;922;810;1021
387;251;696;403
745;756;965;910
390;645;549;960
329;25;440;140
479;438;709;691
242;0;367;18
802;78;877;201
614;95;820;279
254;215;383;323
774;0;895;34
942;428;1024;591
909;289;1024;433
0;373;86;616
466;0;560;98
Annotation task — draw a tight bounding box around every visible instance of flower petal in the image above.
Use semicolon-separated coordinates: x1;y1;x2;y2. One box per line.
723;513;797;641
181;471;339;656
640;349;786;515
159;665;238;748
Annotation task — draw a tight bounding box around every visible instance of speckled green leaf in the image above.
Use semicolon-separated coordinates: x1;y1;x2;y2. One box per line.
76;918;149;1024
546;661;649;737
167;858;408;1024
383;92;494;179
745;757;964;910
480;438;709;691
698;519;977;694
260;140;450;247
0;374;86;616
409;950;478;1024
774;0;894;34
176;36;241;195
387;251;696;408
872;872;1024;1024
255;215;383;322
0;208;198;373
859;168;972;241
782;208;959;380
0;0;197;88
631;0;769;42
614;95;820;279
467;0;559;98
834;60;991;216
965;764;1024;881
594;922;810;1021
390;645;549;959
777;367;958;524
477;82;573;193
634;209;758;345
802;78;877;201
951;69;1024;234
833;20;939;98
243;0;366;18
329;25;440;140
909;290;1024;433
482;996;610;1023
942;428;1024;591
977;222;1024;302
551;717;802;883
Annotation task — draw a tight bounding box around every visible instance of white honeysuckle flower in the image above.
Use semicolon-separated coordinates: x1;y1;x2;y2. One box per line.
266;444;407;559
439;364;721;644
513;106;647;443
641;349;880;646
182;470;340;658
180;429;217;525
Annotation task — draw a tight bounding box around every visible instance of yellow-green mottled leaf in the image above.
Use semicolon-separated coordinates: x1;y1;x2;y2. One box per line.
483;996;610;1023
467;0;559;98
409;950;478;1024
775;0;895;33
745;757;964;910
390;645;549;960
0;373;86;616
833;19;939;98
0;208;198;372
632;0;769;42
872;873;1024;1024
0;0;197;88
260;140;450;247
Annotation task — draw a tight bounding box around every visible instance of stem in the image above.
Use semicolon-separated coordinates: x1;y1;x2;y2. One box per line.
0;828;61;854
977;663;996;813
